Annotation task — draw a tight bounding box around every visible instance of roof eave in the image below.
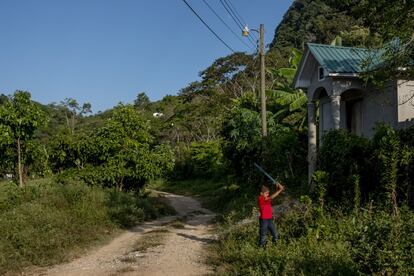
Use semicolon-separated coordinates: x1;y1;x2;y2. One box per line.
293;46;310;89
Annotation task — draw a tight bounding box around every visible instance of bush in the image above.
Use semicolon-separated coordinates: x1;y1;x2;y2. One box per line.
318;130;373;206
262;126;307;187
347;206;414;275
318;126;414;209
189;141;224;177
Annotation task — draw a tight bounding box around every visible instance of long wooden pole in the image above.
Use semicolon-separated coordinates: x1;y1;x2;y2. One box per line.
259;24;267;137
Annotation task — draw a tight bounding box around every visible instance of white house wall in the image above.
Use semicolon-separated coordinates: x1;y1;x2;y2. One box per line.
359;83;397;137
397;80;414;129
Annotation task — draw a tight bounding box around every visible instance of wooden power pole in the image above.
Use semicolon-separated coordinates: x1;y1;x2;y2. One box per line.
259;24;267;137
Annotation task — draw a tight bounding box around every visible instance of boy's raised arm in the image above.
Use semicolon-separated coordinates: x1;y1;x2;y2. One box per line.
270;183;285;199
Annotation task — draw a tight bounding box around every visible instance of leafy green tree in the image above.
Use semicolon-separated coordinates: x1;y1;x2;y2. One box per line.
60;98;92;134
0;91;47;186
0;93;8;105
134;92;150;110
49;104;174;190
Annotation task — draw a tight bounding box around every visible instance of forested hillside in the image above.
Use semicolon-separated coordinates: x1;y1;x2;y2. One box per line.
1;0;414;274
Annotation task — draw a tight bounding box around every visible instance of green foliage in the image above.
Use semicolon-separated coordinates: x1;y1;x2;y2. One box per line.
0;179;173;274
48;105;174;190
318;130;372;206
134;92;150;110
347;207;414;274
60;97;92;134
268;49;307;131
214;204;414;275
189;141;224;178
262;126;307;186
312;170;328;208
318;126;414;210
223;93;263;152
269;0;358;53
24;141;52;177
221;90;307;188
0;91;48;185
0;91;47;140
372;125;401;214
221;94;263;184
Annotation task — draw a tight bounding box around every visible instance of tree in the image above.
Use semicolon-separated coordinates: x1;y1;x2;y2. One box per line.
80;102;92;116
61;98;92;134
0;93;8;105
134;92;150;110
0;91;47;186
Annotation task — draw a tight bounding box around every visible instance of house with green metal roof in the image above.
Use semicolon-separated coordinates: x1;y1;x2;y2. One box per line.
294;42;414;184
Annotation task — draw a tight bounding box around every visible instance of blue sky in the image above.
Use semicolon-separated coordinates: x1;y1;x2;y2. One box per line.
0;0;293;112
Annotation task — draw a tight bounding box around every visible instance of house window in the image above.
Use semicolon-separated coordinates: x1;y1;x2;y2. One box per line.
318;67;325;81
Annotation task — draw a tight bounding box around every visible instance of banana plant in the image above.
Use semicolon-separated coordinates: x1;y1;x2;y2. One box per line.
267;49;308;131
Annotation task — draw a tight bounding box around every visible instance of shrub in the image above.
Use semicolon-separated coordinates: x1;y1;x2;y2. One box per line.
189;141;224;177
319;126;414;209
318;130;373;206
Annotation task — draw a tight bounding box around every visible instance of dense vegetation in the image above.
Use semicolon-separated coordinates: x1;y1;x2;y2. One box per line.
0;0;413;274
0;179;173;273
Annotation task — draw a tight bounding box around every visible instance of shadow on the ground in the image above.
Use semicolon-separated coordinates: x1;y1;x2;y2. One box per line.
176;233;216;244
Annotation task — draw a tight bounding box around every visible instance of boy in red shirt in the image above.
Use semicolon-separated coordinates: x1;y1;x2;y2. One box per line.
258;183;284;247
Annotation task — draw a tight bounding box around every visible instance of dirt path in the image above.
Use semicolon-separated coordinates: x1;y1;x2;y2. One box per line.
40;191;216;276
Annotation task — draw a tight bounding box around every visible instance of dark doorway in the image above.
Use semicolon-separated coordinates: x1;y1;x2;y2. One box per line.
346;98;363;135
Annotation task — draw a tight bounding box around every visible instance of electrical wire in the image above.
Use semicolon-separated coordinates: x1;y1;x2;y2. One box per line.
225;0;258;41
181;0;235;53
219;0;256;46
219;0;243;29
202;0;254;51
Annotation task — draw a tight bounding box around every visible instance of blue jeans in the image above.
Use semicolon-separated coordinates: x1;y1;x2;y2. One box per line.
259;218;278;247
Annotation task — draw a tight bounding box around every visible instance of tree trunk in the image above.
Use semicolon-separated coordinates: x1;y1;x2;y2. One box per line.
65;111;70;132
71;114;75;134
17;137;23;187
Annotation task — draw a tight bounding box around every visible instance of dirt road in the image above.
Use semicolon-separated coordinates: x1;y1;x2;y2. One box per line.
41;191;216;276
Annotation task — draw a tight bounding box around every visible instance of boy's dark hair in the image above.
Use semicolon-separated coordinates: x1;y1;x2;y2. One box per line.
261;185;269;193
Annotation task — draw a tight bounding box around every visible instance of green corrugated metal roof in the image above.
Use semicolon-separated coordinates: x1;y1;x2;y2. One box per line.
307;43;378;74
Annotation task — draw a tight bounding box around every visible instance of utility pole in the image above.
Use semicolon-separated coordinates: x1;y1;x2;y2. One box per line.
259;24;267;137
242;23;267;137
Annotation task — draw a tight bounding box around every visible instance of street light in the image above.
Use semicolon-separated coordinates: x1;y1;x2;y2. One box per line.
243;24;267;137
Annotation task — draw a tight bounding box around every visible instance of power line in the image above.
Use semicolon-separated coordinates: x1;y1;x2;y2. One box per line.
219;0;256;46
219;0;243;29
181;0;235;53
225;0;258;41
202;0;254;51
225;0;246;26
223;0;244;29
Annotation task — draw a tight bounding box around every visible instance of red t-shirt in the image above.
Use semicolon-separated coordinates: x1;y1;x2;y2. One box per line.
258;195;272;219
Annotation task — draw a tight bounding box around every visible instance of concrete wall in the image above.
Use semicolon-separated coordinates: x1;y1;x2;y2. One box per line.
359;83;397;137
397;80;414;129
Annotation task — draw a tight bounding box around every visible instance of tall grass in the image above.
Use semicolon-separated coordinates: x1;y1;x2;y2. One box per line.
213;204;414;275
0;179;173;274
